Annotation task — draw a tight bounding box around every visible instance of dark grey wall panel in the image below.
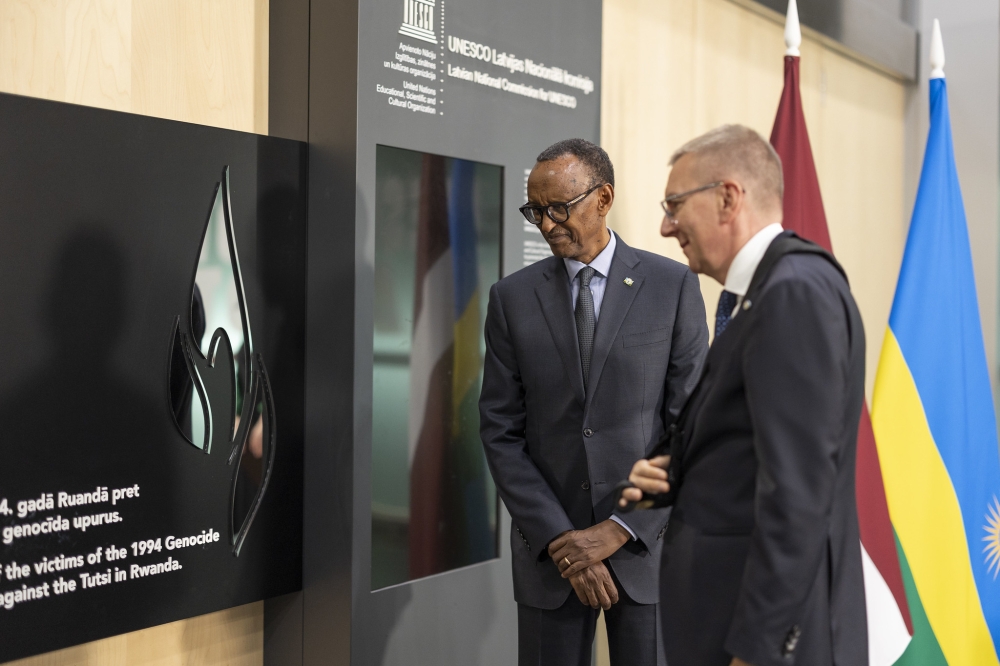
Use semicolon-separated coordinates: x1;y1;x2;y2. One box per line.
351;0;601;664
297;0;603;663
269;0;310;142
264;1;311;660
301;0;359;663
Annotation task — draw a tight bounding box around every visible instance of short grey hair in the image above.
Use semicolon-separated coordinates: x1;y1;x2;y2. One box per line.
669;125;783;211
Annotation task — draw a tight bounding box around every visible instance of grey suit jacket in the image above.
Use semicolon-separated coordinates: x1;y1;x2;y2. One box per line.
479;234;708;609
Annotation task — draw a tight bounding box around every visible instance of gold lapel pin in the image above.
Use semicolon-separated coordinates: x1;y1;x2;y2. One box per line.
624;277;634;286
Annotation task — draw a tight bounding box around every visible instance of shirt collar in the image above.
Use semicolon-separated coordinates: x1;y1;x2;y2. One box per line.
564;230;617;283
723;223;784;296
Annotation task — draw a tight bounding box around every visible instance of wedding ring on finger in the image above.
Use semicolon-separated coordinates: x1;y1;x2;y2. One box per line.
562;557;572;568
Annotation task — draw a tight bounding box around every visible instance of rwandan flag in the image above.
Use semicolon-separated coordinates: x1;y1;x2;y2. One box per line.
872;49;1000;664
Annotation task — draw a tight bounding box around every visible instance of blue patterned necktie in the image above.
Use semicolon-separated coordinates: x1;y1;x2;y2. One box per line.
715;290;738;338
576;267;597;389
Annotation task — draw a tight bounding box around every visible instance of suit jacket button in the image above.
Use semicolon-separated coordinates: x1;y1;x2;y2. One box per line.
782;625;801;656
583;428;593;437
581;480;590;491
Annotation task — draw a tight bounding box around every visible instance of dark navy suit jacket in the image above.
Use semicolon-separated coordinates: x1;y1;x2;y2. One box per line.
658;233;869;666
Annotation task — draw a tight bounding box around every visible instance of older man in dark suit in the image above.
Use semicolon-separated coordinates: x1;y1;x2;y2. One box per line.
479;139;708;666
620;125;868;666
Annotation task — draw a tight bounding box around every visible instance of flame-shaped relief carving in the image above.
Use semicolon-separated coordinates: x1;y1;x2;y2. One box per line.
168;166;276;557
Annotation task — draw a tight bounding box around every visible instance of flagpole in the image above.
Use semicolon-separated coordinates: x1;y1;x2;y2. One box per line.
929;18;945;79
770;0;832;250
784;0;801;57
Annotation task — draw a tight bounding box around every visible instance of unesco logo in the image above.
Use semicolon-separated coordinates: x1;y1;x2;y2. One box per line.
399;0;437;44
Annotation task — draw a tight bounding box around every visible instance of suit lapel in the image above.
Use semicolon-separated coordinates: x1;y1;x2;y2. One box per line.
534;258;586;405
584;239;642;412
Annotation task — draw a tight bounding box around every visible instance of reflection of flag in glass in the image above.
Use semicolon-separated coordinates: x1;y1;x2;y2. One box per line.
408;156;492;578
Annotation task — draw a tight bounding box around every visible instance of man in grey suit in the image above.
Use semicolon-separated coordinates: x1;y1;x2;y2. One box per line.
479;138;708;666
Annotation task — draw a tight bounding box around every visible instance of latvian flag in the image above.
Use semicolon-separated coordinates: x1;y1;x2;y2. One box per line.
769;19;913;663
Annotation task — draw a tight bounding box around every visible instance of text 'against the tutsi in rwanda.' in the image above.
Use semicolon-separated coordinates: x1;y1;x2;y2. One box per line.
0;486;220;611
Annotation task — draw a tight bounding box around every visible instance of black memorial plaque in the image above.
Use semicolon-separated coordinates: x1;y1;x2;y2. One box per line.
0;93;306;662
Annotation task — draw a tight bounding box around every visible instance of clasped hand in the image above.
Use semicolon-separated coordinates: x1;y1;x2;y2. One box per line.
617;454;672;507
548;520;630;610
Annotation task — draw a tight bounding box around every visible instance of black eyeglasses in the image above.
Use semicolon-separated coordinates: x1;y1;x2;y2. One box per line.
661;181;726;225
520;183;606;226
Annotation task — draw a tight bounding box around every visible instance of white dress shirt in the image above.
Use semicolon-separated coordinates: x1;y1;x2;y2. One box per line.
724;223;784;318
563;230;638;541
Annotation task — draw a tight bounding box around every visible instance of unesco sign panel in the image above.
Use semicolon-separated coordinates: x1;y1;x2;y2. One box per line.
346;0;602;662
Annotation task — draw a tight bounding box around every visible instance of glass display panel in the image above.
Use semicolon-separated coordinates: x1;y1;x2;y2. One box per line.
372;145;501;590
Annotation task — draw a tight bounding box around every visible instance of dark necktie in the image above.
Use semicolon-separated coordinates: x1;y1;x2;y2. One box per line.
715;290;738;338
576;267;597;389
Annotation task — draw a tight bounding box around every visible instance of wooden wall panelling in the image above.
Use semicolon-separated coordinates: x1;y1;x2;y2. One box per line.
602;0;906;400
252;0;267;135
0;0;131;111
131;0;262;132
0;0;268;134
799;41;906;399
5;602;263;666
63;0;131;111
